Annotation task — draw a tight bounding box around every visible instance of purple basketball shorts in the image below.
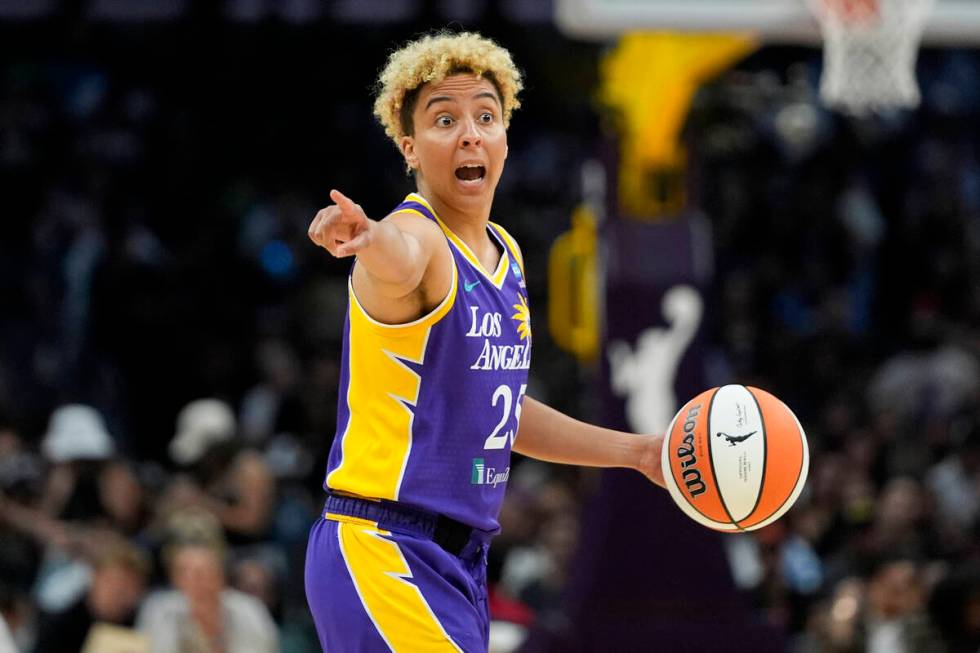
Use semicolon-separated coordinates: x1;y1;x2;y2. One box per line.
305;504;492;652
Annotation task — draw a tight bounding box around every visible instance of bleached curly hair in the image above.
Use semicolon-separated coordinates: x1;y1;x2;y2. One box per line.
373;31;523;148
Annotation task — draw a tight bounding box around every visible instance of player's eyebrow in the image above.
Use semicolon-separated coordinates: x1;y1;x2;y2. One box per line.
472;91;500;106
425;91;500;111
425;95;454;110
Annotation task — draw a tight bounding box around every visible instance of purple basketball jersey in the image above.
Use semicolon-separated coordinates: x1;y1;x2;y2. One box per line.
324;193;531;534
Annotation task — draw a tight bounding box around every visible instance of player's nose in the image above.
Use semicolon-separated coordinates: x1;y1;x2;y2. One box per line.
458;117;482;148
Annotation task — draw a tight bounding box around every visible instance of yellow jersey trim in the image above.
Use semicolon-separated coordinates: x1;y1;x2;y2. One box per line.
326;317;430;501
489;222;525;275
348;259;458;336
324;512;379;529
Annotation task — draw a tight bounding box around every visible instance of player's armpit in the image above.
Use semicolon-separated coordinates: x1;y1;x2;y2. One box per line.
351;211;453;326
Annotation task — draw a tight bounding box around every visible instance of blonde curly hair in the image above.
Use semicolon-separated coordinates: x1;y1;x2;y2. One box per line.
373;31;523;148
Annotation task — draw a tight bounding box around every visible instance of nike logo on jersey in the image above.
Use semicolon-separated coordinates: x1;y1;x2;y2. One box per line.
464;280;482;292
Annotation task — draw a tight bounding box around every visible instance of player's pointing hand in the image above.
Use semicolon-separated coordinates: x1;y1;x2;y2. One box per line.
308;189;374;258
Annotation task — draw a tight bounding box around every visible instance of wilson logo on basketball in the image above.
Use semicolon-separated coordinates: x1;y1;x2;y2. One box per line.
675;403;706;498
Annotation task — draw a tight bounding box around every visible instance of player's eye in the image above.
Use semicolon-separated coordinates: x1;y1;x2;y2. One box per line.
479;112;494;124
436;115;454;127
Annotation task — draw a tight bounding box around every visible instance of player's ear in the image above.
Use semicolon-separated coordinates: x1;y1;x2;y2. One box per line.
401;136;419;171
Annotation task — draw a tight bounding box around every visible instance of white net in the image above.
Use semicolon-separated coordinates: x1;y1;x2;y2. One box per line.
809;0;936;115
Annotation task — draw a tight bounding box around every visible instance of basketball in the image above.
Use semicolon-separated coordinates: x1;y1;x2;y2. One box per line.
661;385;809;532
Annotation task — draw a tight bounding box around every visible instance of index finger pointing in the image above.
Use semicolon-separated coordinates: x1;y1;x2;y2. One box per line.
329;189;358;215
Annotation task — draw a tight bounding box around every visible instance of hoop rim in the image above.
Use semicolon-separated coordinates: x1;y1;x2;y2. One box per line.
814;0;881;24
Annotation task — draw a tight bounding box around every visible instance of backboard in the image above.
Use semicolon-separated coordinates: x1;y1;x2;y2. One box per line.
556;0;980;44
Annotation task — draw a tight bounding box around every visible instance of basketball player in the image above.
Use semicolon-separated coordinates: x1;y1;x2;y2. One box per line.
305;31;666;652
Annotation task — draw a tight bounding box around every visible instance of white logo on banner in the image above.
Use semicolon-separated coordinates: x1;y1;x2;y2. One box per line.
608;285;704;434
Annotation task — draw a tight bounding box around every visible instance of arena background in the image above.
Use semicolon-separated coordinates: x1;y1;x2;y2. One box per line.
1;1;979;652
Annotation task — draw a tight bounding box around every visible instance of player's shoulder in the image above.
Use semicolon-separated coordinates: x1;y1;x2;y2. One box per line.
384;207;439;228
384;207;447;246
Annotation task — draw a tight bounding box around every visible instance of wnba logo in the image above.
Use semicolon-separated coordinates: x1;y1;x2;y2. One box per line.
675;404;706;497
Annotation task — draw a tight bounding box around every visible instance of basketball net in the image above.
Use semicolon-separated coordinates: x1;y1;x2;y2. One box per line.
809;0;935;115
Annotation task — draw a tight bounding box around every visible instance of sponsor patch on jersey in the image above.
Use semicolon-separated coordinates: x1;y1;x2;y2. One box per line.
470;458;509;487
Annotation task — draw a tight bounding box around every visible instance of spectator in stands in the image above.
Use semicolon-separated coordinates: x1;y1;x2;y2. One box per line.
927;420;980;534
38;404;116;523
163;399;275;544
31;535;149;653
137;511;278;653
805;560;945;653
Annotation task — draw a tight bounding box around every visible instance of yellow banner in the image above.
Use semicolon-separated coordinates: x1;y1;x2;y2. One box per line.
600;33;758;216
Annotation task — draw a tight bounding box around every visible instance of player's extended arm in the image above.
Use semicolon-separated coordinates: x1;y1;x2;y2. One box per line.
513;396;667;488
308;189;450;323
308;189;433;291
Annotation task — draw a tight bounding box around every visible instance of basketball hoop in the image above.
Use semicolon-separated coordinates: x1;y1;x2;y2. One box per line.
809;0;935;115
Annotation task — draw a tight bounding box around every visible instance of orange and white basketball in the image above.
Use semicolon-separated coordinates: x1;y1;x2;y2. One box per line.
661;385;809;532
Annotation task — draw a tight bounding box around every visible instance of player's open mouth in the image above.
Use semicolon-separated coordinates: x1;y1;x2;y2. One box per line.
454;164;486;184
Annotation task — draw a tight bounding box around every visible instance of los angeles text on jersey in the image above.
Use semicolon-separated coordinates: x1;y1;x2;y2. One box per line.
465;306;531;371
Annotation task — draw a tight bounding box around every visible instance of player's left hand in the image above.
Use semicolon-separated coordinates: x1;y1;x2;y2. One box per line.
635;434;666;489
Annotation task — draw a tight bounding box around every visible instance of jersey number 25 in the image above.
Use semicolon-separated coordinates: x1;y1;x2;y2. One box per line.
483;383;527;450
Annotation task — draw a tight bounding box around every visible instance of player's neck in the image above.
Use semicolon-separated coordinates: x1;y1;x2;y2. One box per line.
416;186;493;248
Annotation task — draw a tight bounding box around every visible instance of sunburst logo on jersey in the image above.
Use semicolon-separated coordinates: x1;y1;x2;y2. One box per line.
511;294;531;340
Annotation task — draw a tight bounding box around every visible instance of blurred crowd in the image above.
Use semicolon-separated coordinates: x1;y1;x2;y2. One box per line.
2;9;980;653
687;48;980;653
0;13;598;653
